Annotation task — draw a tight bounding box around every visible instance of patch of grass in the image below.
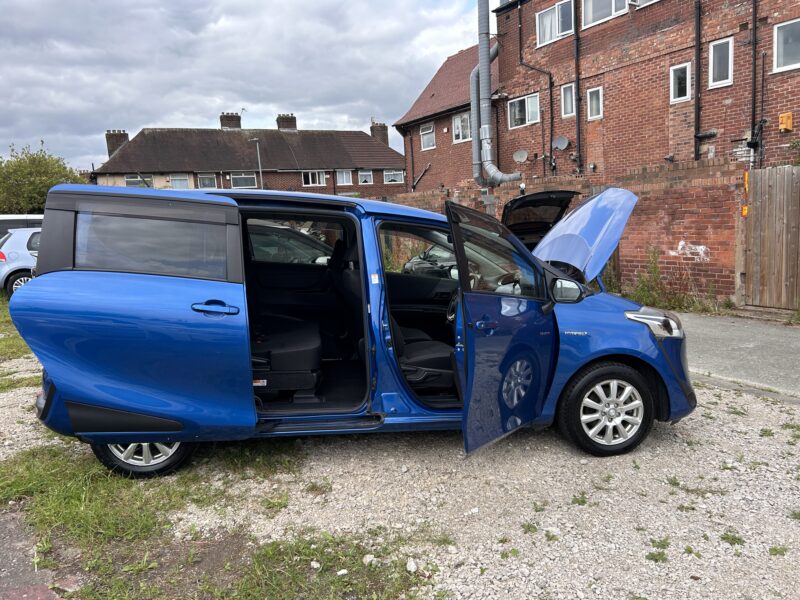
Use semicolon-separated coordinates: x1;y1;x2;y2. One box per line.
666;475;726;497
0;373;41;392
304;479;333;496
0;297;31;361
200;438;302;479
544;530;559;542
645;550;667;563
789;510;800;521
683;545;702;558
261;490;289;514
650;537;670;550
721;530;745;546
677;503;696;512
760;428;775;438
220;532;422;599
632;459;640;470
769;545;788;556
497;535;509;544
571;491;588;506
531;500;548;512
726;405;748;416
666;475;681;487
521;521;538;535
500;548;520;560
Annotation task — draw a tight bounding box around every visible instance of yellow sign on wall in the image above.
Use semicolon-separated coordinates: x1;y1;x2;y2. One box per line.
779;112;793;133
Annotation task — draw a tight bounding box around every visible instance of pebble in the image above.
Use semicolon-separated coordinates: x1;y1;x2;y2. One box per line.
406;558;418;573
336;569;348;576
310;561;320;570
362;554;376;566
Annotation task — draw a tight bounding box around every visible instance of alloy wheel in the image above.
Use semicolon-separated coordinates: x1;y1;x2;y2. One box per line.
108;442;181;466
579;379;644;446
11;276;31;292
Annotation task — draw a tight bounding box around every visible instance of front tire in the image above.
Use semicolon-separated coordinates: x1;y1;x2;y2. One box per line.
91;442;195;477
557;362;654;457
6;271;32;296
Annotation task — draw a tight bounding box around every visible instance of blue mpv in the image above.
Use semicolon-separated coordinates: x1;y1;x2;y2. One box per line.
10;184;696;476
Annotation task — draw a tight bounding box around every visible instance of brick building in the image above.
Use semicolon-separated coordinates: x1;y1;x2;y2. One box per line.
94;113;407;198
397;0;799;191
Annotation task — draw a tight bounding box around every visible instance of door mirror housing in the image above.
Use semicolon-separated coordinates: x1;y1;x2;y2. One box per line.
552;279;584;303
448;265;459;280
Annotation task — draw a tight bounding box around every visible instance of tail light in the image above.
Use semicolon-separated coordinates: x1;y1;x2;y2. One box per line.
0;251;6;262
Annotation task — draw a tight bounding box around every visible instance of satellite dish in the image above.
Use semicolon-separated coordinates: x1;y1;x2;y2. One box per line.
512;149;529;164
553;136;570;151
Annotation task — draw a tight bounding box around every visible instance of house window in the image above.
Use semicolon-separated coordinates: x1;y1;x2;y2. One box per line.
508;93;541;129
358;170;374;185
452;112;471;143
302;171;327;187
587;86;603;120
230;172;257;188
670;63;692;103
336;170;353;185
774;18;800;73
420;123;435;150
197;173;217;188
709;37;733;88
169;173;190;189
537;0;574;47
124;174;153;188
582;0;627;28
384;170;405;184
561;83;575;118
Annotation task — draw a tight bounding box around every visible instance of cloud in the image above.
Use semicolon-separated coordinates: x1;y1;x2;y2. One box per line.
0;0;499;169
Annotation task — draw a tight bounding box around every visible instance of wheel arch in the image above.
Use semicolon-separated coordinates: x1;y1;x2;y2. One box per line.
555;353;670;422
3;267;33;288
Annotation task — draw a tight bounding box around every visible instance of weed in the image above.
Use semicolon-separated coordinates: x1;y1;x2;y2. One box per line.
497;535;509;544
684;545;702;558
721;530;745;546
650;537;670;550
677;503;696;512
545;531;559;542
769;545;788;556
500;548;520;559
304;479;333;496
532;500;548;512
571;491;588;506
666;475;680;487
431;531;456;547
121;553;158;574
645;550;667;563
261;491;289;514
521;521;538;535
760;428;775;438
632;460;640;470
727;405;748;417
789;510;800;521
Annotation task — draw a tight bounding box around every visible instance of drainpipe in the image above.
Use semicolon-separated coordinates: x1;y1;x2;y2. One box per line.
407;127;417;190
470;47;496;187
477;0;521;186
518;0;555;175
573;0;583;173
693;0;702;161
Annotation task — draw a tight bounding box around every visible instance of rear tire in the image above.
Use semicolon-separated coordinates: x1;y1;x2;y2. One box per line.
91;442;196;478
557;362;654;457
6;271;32;297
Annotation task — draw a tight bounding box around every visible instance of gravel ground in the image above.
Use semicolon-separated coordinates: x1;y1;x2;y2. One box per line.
3;354;799;599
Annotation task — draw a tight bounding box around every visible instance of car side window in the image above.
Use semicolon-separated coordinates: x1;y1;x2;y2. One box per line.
454;211;545;300
74;213;227;280
380;224;456;278
246;218;344;265
27;232;40;252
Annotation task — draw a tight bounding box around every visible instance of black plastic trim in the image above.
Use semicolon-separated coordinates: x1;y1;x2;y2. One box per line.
37;380;55;421
66;401;183;433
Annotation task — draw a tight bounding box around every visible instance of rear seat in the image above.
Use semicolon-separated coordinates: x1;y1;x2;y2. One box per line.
251;316;322;393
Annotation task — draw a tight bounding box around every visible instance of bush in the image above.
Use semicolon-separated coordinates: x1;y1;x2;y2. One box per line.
0;143;83;213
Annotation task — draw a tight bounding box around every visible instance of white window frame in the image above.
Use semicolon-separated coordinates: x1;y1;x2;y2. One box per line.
536;0;574;48
774;17;800;73
383;170;405;185
582;0;628;30
301;170;327;187
230;171;257;189
561;83;576;118
358;170;374;185
634;0;661;7
169;173;190;189
452;112;471;143
669;62;692;104
708;37;734;89
420;122;436;151
587;86;604;121
197;173;217;188
124;174;153;188
507;93;541;130
335;170;353;186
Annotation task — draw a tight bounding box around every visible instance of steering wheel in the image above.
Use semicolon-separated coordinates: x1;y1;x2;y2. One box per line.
446;289;460;323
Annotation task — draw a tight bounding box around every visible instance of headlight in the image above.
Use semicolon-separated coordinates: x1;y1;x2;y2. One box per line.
625;307;684;339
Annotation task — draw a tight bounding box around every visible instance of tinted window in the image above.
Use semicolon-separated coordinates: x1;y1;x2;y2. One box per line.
27;232;40;252
246;218;342;265
75;213;227;280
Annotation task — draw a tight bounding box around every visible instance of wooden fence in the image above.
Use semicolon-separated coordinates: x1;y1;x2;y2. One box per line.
745;165;800;310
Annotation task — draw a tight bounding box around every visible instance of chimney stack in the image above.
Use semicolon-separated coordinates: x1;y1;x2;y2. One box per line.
370;120;389;146
105;130;129;158
220;112;242;129
277;113;297;131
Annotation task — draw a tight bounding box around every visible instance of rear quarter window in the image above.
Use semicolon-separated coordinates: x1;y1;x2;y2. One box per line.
27;232;40;252
74;213;227;280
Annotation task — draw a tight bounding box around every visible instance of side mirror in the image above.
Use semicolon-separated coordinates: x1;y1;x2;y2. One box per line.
314;256;330;265
448;265;459;280
552;279;583;303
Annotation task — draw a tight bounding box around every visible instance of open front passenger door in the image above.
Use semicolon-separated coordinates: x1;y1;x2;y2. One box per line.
445;202;558;453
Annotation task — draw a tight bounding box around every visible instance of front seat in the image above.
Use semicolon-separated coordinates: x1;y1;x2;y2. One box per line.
391;317;454;391
251;316;322;394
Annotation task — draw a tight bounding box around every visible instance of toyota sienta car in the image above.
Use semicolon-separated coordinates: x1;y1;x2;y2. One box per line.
10;184;696;477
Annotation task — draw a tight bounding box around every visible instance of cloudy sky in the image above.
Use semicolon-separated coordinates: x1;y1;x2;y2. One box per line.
1;0;499;170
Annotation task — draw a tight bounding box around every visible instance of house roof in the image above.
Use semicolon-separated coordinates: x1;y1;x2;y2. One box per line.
394;43;499;128
95;128;405;174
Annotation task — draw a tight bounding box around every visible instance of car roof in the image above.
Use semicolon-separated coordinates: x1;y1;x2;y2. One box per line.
6;228;41;234
49;184;447;223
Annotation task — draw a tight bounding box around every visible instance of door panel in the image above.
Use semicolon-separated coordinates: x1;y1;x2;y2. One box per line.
446;202;557;453
385;272;457;342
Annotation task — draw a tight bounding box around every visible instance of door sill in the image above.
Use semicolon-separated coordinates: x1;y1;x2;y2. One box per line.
256;414;383;434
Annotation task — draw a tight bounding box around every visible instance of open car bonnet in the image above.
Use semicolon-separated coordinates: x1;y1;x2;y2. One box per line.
531;187;637;282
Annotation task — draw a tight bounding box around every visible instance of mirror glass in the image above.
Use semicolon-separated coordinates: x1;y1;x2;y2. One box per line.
449;265;459;280
553;279;582;302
